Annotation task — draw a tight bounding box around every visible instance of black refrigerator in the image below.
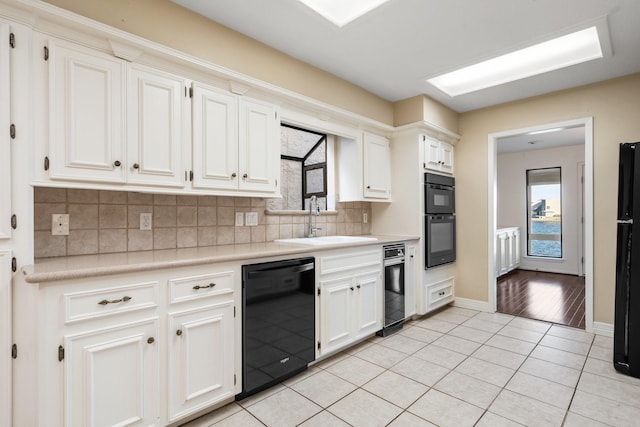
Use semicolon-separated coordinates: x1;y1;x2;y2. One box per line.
614;141;640;377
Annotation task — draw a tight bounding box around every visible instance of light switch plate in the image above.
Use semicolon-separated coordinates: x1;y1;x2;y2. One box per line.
235;212;244;227
245;212;258;226
51;214;69;236
140;213;152;230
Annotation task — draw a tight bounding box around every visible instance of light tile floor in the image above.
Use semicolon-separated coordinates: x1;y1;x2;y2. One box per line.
181;306;639;427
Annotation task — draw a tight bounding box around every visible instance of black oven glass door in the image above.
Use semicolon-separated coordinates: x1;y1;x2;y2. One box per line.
426;214;456;268
425;174;455;214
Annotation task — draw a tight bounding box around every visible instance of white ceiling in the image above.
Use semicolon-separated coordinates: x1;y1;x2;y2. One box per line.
497;126;585;154
172;0;640;113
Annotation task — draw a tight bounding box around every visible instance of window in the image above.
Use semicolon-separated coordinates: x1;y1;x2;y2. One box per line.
526;167;562;258
278;124;327;210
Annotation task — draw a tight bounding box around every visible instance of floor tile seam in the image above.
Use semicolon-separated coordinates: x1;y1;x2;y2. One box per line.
563;367;622;427
579;368;640;391
536;342;589;357
503;373;574;411
431;368;505;405
544;331;595;345
501;320;551;335
242;408;268;427
350;347;412;370
323;385;407;425
495;329;544;344
203;403;244;426
375;340;428;356
481;340;534;359
429;338;485;359
492;388;569;423
516;363;580;388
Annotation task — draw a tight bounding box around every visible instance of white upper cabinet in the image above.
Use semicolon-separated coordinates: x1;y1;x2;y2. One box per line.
48;39;127;184
338;132;391;202
238;98;279;193
127;65;186;188
192;85;279;194
423;135;454;175
0;21;11;240
191;83;238;190
363;132;391;199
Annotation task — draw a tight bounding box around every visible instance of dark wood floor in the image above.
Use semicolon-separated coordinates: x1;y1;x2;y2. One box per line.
497;269;586;329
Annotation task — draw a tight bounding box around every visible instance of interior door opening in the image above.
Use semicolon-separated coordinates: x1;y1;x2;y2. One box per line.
489;119;592;330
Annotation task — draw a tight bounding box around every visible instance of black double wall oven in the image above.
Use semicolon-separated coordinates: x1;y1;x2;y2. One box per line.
425;173;456;268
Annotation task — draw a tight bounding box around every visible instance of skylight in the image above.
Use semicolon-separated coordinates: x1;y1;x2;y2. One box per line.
428;26;603;97
298;0;390;27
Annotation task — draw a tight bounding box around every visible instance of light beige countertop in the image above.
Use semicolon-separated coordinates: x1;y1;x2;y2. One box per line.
22;235;419;283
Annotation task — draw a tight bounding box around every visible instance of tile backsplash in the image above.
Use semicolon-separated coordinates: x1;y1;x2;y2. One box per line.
34;187;372;258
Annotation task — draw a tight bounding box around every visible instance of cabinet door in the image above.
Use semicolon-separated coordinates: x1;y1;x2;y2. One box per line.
353;272;382;340
319;277;353;355
191;83;238;190
168;302;234;422
48;39;126;183
423;136;441;170
0;22;10;240
512;229;521;267
64;318;159;427
238;98;279;193
128;65;185;187
0;250;11;427
405;245;416;318
363;132;391;199
439;141;454;174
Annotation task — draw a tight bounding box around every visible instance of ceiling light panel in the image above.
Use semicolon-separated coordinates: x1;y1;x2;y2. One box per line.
428;26;603;97
298;0;390;27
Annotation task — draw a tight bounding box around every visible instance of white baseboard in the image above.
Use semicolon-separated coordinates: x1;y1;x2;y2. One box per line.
592;321;614;337
453;297;490;312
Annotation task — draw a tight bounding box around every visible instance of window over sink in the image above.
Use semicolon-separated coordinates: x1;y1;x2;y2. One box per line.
270;123;334;211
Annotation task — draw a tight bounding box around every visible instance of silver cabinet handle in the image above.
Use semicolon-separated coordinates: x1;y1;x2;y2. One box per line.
98;296;131;305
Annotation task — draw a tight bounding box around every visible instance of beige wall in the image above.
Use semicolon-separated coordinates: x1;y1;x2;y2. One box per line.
43;0;394;125
457;73;640;324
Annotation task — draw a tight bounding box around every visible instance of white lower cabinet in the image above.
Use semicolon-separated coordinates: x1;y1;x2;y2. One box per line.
496;227;521;276
168;301;235;422
13;263;240;427
64;318;160;427
318;248;382;356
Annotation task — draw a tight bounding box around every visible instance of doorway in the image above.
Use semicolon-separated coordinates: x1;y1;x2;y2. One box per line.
487;118;594;331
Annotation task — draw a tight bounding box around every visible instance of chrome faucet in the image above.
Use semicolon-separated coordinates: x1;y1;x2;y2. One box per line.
308;195;322;237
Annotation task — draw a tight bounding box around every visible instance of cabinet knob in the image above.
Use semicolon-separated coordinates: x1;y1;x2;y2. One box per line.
193;283;216;290
243;173;248;179
113;160;121;167
147;337;155;344
133;163;140;169
350;287;354;291
176;330;182;336
231;172;237;178
357;285;361;289
366;185;371;189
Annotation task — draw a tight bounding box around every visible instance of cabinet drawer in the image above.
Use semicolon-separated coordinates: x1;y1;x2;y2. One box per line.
319;249;381;276
64;281;159;323
425;278;454;312
168;270;234;305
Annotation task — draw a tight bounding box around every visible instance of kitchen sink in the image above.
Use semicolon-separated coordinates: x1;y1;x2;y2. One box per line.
274;235;378;246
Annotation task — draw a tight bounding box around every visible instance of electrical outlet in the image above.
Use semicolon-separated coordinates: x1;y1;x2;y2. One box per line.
245;212;258;226
235;212;244;227
363;212;368;224
140;213;152;230
51;214;70;236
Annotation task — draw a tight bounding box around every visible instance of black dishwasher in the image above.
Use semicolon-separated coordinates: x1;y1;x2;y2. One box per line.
237;257;315;400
